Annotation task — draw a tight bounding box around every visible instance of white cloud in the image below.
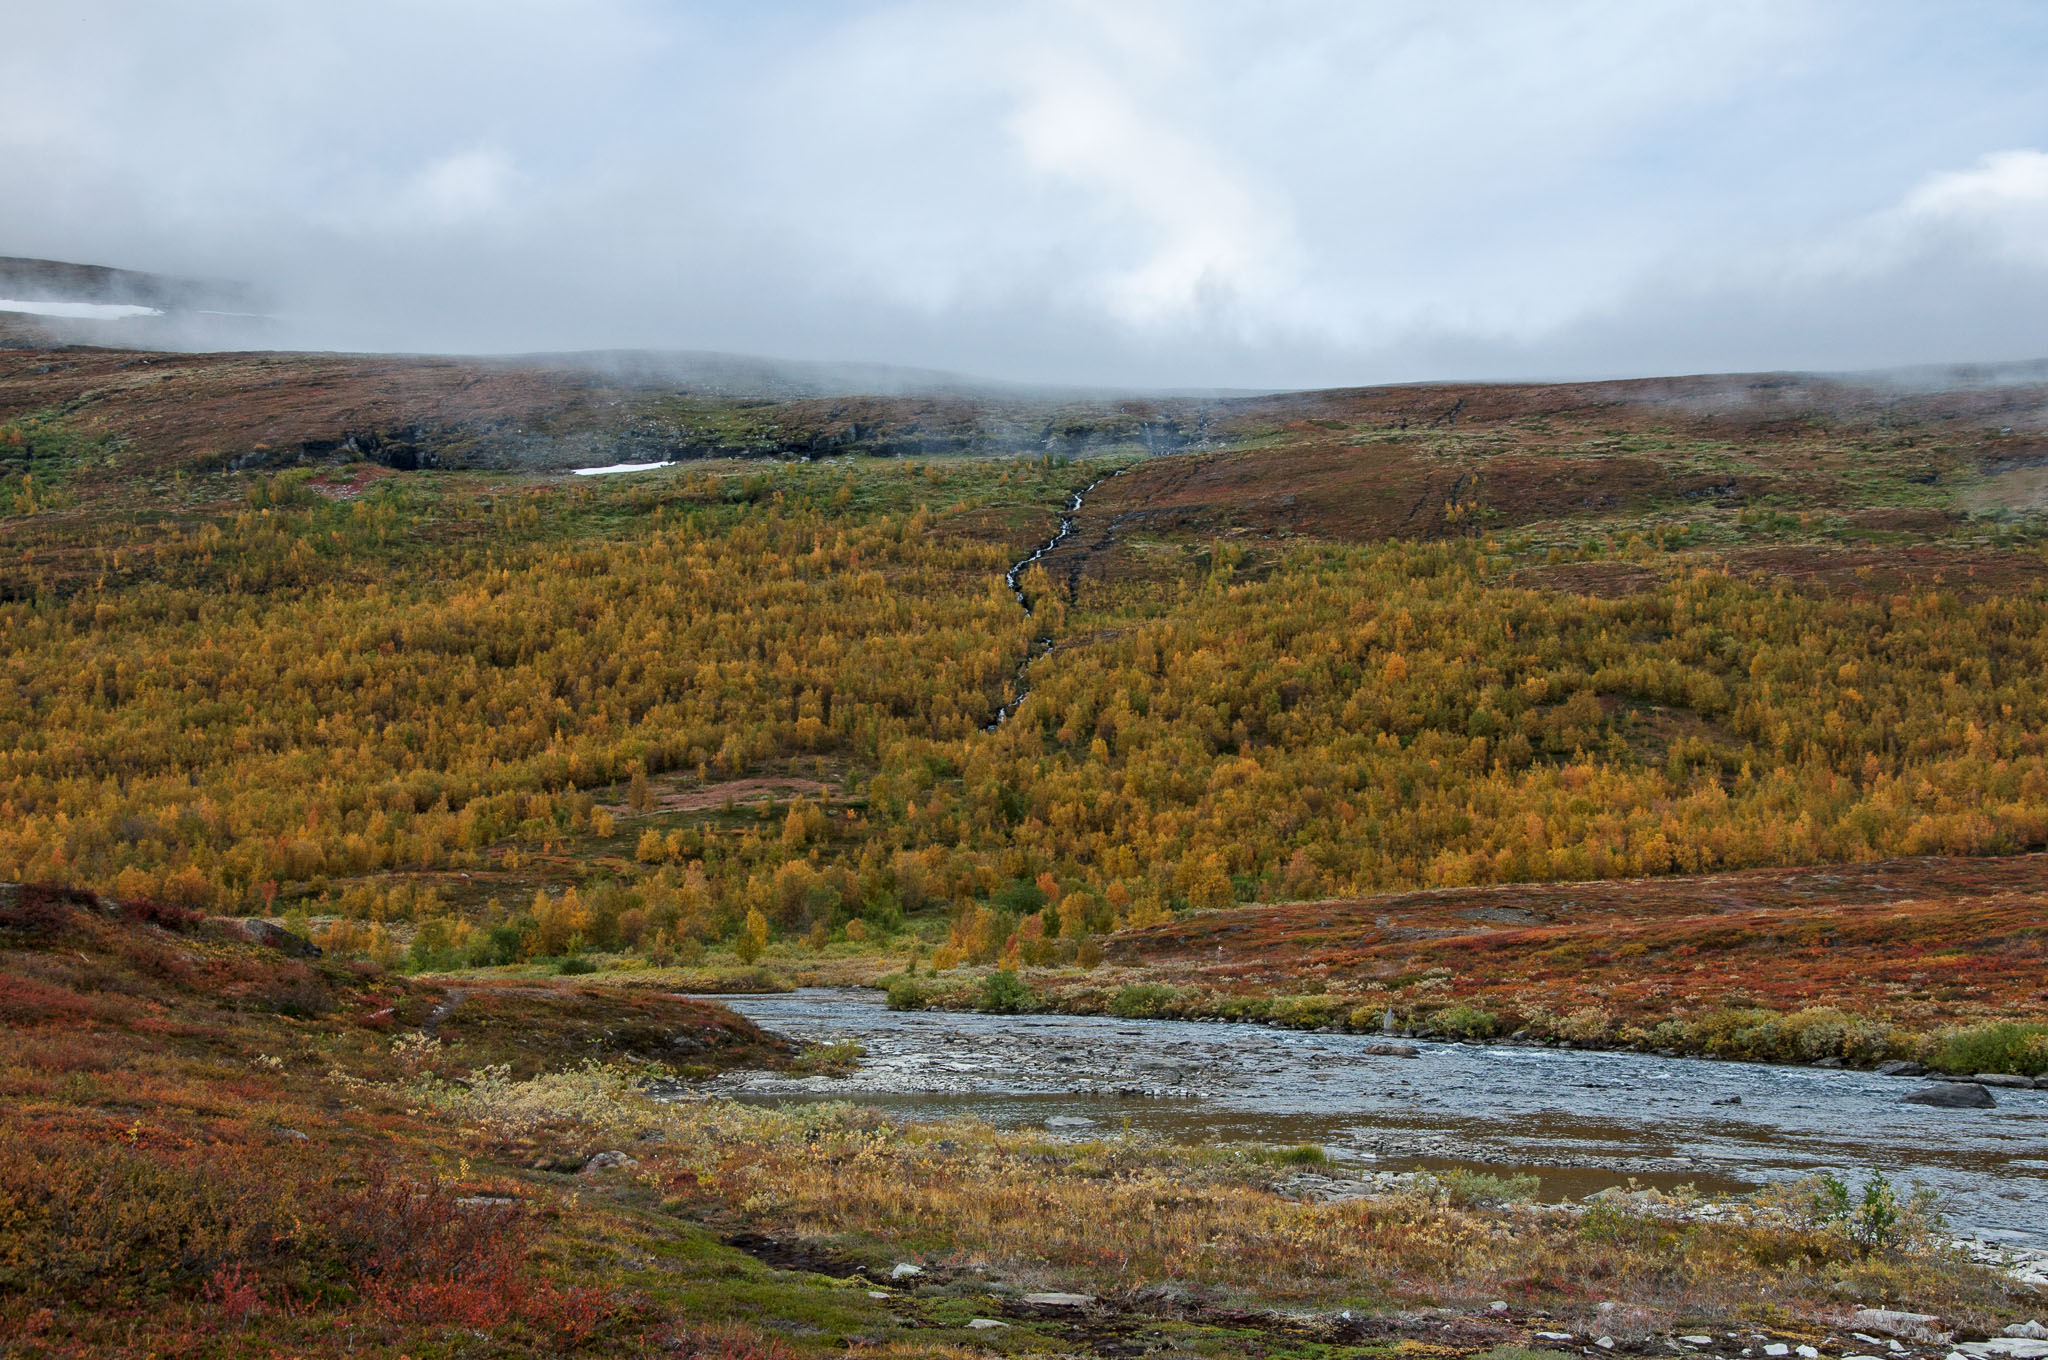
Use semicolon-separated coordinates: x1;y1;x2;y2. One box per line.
3;0;2048;385
1000;44;1297;332
390;148;522;231
1896;149;2048;267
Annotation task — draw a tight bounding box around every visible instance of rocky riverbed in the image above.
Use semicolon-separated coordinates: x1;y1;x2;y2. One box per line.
691;988;2048;1254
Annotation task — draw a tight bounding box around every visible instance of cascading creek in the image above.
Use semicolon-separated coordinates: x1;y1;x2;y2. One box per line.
984;466;1128;730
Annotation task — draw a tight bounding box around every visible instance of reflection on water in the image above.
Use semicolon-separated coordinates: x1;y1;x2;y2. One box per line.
703;989;2048;1247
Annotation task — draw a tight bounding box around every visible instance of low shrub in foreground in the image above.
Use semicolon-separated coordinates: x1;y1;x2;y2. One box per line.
0;1126;606;1339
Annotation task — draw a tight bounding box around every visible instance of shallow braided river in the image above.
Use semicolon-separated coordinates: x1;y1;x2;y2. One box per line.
704;988;2048;1250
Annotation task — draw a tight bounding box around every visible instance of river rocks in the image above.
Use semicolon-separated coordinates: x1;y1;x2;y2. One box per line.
1851;1309;1948;1343
1876;1059;1928;1076
1903;1082;1996;1108
1971;1073;2036;1088
1361;1042;1421;1058
1132;1059;1191;1080
1130;1282;1199;1312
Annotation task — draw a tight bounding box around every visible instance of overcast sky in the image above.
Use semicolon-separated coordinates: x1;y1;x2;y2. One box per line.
6;0;2048;388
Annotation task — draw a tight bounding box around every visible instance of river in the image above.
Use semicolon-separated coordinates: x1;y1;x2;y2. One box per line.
703;988;2048;1251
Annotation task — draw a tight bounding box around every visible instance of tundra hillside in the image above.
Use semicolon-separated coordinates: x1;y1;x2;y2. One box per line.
7;344;2048;1354
4;349;2048;1066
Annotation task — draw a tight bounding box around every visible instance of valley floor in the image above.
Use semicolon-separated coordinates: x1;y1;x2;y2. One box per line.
6;884;2046;1358
9;346;2048;1351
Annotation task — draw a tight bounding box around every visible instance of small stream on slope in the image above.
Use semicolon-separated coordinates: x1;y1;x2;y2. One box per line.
702;989;2048;1250
985;468;1128;728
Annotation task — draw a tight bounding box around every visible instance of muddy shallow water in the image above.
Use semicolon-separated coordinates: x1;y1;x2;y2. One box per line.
701;988;2048;1248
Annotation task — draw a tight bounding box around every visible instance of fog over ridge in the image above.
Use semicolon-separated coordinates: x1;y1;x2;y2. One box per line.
5;0;2048;388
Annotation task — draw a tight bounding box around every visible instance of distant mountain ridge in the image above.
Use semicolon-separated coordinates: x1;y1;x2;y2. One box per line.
0;255;263;314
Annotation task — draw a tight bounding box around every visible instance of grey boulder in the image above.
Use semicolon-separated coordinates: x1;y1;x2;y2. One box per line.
1902;1082;1995;1108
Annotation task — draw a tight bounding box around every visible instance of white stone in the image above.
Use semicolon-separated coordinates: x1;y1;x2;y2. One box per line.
1765;1344;1790;1356
1798;1348;1820;1358
1597;1338;1616;1350
968;1318;1009;1330
1022;1292;1094;1307
1853;1310;1944;1339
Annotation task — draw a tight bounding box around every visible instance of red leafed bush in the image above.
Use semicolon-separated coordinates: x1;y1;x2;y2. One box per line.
117;897;204;932
332;1164;612;1343
0;883;98;934
0;1126;317;1305
0;1130;612;1340
0;973;99;1025
203;1262;265;1321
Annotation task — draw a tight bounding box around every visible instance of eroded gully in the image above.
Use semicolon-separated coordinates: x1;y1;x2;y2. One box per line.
985;468;1128;729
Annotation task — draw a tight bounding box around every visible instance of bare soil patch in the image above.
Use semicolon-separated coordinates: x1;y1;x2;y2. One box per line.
599;777;831;819
1725;544;2048;599
1511;561;1663;597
